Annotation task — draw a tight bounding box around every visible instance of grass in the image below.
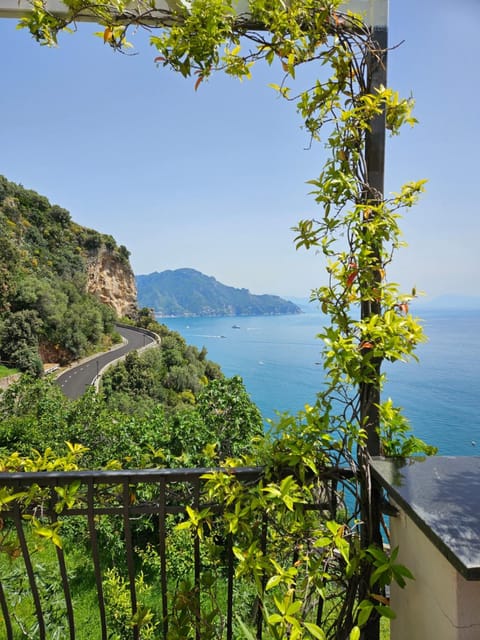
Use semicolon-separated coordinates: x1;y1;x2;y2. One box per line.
0;519;392;639
0;532;99;639
0;364;19;379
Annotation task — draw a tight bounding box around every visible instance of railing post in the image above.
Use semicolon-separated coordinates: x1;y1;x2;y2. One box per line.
87;477;108;640
122;479;139;640
158;476;169;640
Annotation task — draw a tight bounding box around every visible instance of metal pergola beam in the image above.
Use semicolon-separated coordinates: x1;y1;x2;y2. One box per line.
0;0;387;28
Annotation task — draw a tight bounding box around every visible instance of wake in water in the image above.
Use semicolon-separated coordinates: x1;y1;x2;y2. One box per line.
163;310;480;456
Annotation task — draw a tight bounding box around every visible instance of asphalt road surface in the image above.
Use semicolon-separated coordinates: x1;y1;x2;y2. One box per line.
56;325;156;400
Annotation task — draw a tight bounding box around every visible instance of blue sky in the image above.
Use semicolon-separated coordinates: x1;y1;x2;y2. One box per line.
0;0;479;301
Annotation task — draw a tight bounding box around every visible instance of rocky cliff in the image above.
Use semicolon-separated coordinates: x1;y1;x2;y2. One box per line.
0;174;140;373
86;247;138;318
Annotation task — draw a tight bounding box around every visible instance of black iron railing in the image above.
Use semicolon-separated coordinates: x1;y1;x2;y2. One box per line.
0;466;354;640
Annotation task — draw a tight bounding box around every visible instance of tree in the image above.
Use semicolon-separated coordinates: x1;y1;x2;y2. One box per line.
0;309;43;375
49;204;71;226
196;375;263;459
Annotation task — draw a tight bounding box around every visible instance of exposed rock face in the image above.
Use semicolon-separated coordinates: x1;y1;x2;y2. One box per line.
86;247;138;318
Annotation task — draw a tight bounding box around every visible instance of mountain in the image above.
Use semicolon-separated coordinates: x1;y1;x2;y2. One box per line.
415;294;480;310
136;269;302;317
0;175;137;374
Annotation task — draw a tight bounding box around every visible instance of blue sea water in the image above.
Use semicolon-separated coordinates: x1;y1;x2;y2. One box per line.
161;308;480;456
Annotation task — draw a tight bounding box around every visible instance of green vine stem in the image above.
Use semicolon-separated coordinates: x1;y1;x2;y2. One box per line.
13;1;437;637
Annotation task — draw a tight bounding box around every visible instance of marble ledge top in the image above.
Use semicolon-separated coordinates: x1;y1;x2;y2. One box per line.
371;456;480;580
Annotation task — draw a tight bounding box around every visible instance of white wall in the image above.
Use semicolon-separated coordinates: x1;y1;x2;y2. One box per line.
390;505;480;640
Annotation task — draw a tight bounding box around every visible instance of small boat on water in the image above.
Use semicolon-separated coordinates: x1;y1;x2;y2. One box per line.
232;324;240;329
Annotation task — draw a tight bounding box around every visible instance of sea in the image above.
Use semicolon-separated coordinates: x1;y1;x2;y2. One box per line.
160;306;480;456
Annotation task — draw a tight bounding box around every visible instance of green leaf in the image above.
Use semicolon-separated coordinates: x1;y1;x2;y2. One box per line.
367;545;388;563
375;604;396;620
357;602;373;627
393;563;415;581
265;575;283;590
267;613;284;625
370;563;389;587
349;627;361;640
286;600;302;615
303;621;326;639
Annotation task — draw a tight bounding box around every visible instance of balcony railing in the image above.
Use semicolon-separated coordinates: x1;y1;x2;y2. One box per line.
0;466;355;640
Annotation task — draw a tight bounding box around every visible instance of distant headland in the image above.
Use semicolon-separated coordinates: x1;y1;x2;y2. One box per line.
135;268;302;317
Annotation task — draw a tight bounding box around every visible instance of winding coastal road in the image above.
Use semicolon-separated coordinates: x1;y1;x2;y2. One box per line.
56;325;157;400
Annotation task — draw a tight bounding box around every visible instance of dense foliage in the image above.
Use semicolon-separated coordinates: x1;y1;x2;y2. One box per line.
0;333;265;638
0;320;262;467
0;175;130;374
136;268;302;317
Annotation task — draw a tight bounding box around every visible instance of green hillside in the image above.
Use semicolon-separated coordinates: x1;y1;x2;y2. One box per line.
0;175;129;374
136;268;302;317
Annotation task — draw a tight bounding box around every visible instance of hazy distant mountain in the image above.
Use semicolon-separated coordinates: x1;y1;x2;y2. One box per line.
415;294;480;310
136;269;302;317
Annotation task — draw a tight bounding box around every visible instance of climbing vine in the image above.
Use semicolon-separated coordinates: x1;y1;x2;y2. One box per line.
18;0;432;454
11;1;437;638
